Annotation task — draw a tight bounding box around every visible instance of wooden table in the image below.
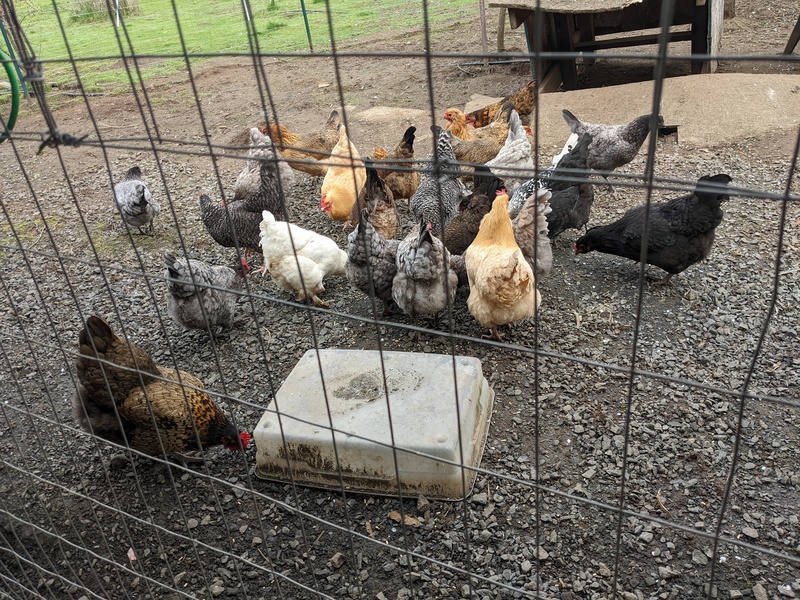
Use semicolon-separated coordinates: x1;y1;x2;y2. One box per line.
488;0;724;91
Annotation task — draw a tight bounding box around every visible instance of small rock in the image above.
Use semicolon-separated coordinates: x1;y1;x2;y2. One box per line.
658;566;678;579
729;590;743;599
753;584;768;600
209;584;224;597
471;492;488;505
520;560;531;573
186;518;199;529
692;549;709;565
416;495;430;514
742;527;759;539
778;584;797;598
639;531;654;543
535;546;549;560
598;562;612;577
330;552;345;569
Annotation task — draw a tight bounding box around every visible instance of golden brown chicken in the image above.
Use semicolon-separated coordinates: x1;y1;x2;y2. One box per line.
321;124;367;222
348;159;400;239
451;102;514;166
464;192;541;341
443;108;476;140
370;126;420;202
73;316;249;461
466;80;537;128
268;109;341;177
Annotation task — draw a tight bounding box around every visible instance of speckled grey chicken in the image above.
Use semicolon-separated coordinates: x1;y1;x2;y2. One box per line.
575;174;732;285
163;251;248;336
486;110;533;197
512;188;553;280
392;220;458;328
411;125;466;235
345;208;401;315
113;166;160;235
233;127;295;203
198;193;262;257
73;315;250;462
561;110;663;191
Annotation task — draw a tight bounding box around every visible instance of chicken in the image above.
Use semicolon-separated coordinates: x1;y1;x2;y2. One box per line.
392;220;458;329
442;170;501;256
258;210;347;307
443;108;476;140
450;101;514;166
347;159;400;239
512;188;553;280
163;251;248;336
486;109;534;197
561;110;664;191
371;126;420;202
574;174;732;285
410;125;466;235
268;109;341;177
464;192;541;341
73;315;249;462
466;80;537;128
113;166;159;235
345;208;401;315
233;127;295;203
320;124;367;222
508;132;594;240
199;193;262;256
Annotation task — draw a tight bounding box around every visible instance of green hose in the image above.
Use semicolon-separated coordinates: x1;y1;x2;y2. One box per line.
1;46;20;143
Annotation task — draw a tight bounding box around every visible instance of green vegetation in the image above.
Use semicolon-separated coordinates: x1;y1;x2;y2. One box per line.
12;0;475;93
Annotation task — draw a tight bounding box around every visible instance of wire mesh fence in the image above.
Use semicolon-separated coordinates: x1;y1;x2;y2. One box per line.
1;0;799;599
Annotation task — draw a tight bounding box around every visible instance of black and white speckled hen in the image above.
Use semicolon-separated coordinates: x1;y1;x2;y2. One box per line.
561;110;663;192
198;193;262;258
574;174;732;285
113;166;160;235
345;208;401;315
73;315;250;462
393;220;458;328
163;251;248;336
233;127;295;204
410;125;466;235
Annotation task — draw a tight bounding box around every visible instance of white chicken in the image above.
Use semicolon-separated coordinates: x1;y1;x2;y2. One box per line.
258;210;347;307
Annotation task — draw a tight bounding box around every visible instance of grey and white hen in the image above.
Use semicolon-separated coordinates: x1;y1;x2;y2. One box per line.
561;110;663;192
410;125;466;235
345;208;401;316
233;127;295;204
113;166;159;235
163;251;248;335
486;109;533;197
392;220;458;328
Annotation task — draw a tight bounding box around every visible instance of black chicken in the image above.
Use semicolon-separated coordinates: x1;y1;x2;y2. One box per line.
574;174;732;285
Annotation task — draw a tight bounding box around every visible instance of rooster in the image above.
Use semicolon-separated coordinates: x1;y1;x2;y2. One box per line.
112;166;159;235
561;110;664;193
163;251;248;336
73;315;249;462
321;124;367;223
393;220;458;330
574;174;732;285
411;125;466;235
465;191;541;341
268;109;341;177
258;210;347;307
466;80;537;127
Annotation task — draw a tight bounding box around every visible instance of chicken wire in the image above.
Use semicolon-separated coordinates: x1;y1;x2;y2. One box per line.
1;0;799;599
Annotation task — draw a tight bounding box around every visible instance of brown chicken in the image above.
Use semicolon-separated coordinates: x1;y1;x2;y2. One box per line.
451;102;514;167
268;109;341;177
73;315;250;461
370;126;420;202
321;124;367;222
466;80;537;128
348;159;400;239
442;170;501;256
464;192;541;341
443;108;476;140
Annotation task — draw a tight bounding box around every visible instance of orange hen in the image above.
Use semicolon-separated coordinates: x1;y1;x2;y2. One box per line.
321;125;367;222
268;109;341;177
466;80;537;128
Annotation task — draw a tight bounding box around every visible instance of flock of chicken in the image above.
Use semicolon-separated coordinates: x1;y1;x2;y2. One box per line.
74;79;734;462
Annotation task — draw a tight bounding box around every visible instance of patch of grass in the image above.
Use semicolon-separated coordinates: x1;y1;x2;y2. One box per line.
70;0;139;24
17;0;475;93
0;215;66;260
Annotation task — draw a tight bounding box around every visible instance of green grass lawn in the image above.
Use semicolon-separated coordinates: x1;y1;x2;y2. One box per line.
10;0;478;93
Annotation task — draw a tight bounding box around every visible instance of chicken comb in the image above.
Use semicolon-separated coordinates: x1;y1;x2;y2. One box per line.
239;431;251;449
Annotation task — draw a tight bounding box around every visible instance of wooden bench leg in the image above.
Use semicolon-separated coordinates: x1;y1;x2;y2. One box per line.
784;15;800;55
552;13;578;89
690;0;710;74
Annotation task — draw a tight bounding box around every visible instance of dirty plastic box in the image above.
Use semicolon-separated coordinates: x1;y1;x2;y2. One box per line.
254;349;494;500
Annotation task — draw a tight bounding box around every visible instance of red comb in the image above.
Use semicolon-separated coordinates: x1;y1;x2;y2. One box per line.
239;431;251;449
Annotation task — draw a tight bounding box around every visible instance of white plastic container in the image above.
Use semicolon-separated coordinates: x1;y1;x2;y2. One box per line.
254;349;494;500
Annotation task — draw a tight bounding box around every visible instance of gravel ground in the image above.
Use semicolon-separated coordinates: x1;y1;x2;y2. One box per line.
1;2;799;599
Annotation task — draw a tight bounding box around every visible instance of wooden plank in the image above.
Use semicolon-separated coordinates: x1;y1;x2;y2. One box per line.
573;30;692;51
489;0;642;14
